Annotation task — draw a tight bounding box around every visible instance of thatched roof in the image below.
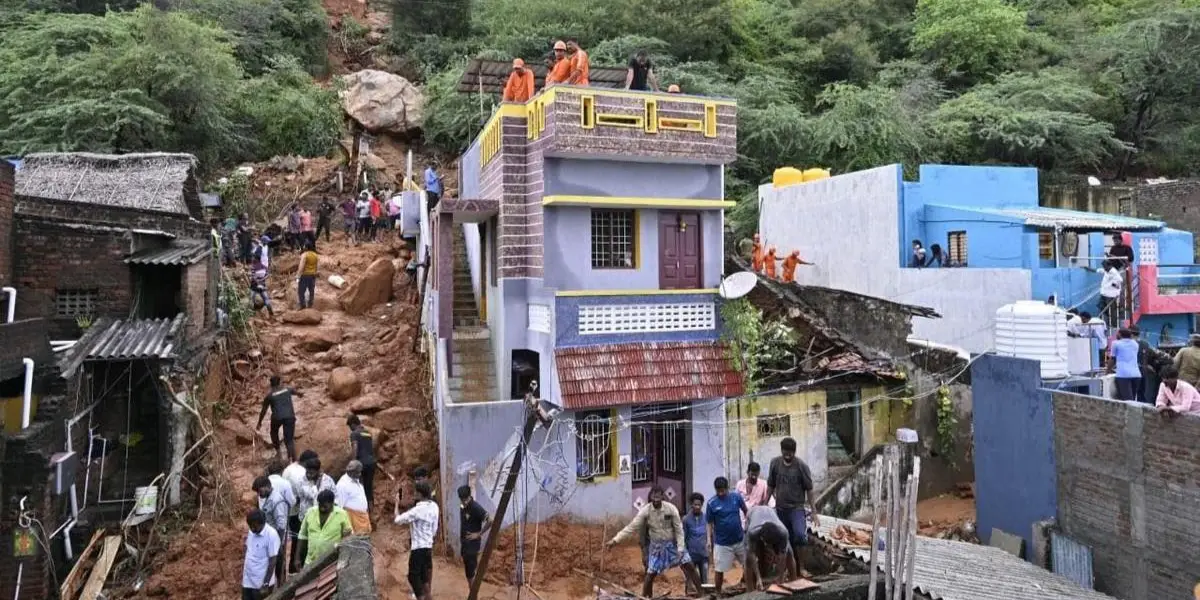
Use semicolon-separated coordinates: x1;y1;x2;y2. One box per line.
15;152;200;216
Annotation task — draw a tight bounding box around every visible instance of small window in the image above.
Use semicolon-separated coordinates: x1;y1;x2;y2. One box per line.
590;210;636;269
1038;232;1054;260
55;289;98;317
1118;197;1132;216
947;231;968;265
575;410;614;480
756;414;791;438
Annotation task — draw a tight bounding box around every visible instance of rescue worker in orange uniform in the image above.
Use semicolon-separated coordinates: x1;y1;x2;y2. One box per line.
780;250;812;283
751;234;764;272
565;38;590;86
763;246;779;279
544;41;572;87
502;58;535;103
667;84;681;93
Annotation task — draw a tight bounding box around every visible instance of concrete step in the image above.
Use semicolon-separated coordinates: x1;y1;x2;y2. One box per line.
454;318;482;327
452;327;491;340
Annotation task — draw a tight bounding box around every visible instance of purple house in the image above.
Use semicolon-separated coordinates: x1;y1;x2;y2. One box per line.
421;67;742;543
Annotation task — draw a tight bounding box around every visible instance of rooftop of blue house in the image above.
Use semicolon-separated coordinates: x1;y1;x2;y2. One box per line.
758;163;1200;356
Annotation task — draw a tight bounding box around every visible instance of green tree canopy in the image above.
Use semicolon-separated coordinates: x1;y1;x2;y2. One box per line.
911;0;1028;81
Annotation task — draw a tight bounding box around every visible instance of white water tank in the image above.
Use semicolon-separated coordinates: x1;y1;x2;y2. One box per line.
995;301;1069;379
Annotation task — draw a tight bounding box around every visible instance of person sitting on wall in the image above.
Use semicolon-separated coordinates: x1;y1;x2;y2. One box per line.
1156;365;1200;416
502;58;535;103
909;239;927;268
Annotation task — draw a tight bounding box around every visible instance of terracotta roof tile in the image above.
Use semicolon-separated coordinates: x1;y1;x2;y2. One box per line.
555;341;744;409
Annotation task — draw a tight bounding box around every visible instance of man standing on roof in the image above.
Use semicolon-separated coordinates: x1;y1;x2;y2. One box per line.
544;40;571;87
625;50;658;91
503;58;535;103
565;38;589;86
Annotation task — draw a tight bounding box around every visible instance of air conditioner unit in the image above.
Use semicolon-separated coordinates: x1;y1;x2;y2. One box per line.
51;452;77;496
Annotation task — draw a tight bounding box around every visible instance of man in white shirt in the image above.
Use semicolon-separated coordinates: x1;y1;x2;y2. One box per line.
1095;260;1124;319
281;450;315;572
242;509;281;600
1067;311;1108;349
335;461;371;534
254;475;292;585
394;481;440;600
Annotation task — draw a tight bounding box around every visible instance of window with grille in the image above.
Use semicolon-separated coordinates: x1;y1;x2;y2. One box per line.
756;414;791;438
1038;232;1054;260
590;210;636;269
947;231;968;265
55;289;97;317
575;410;614;480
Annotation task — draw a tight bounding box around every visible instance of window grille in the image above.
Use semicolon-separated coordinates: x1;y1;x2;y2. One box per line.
756;414;791;438
947;231;968;265
578;302;716;335
631;425;651;483
660;421;681;474
55;289;97;317
1138;238;1159;265
1038;232;1054;260
591;210;636;269
528;304;551;333
575;410;613;479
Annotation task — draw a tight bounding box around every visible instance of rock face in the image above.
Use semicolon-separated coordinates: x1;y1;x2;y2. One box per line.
281;309;323;325
340;70;425;134
339;258;395;316
328;367;362;402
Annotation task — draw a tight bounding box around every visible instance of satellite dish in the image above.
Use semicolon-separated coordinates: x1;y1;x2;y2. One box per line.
719;271;758;299
1087;176;1101;187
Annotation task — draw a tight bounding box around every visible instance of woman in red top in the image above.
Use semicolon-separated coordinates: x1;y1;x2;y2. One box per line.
368;194;383;241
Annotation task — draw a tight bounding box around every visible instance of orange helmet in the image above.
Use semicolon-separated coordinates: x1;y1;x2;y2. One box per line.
553;40;567;51
667;84;681;93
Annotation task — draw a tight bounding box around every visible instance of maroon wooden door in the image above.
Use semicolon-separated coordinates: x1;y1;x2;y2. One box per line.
659;212;702;289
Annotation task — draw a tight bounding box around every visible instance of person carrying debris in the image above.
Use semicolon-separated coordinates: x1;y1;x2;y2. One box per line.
503;58;536;102
394;481;440;600
744;505;797;591
254;475;293;585
257;375;298;462
335;461;371;534
457;485;493;584
544;40;572;87
605;485;703;598
296;242;319;310
242;509;281;600
295;489;352;570
766;437;819;569
565;38;590;86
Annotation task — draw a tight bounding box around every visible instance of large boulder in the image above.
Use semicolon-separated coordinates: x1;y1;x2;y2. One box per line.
297;327;343;352
281;308;323;325
339;258;395;316
349;392;389;413
340;70;425;134
369;405;419;432
328;367;363;402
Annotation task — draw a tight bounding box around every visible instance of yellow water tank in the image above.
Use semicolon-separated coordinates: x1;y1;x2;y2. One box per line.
802;168;831;182
773;167;804;188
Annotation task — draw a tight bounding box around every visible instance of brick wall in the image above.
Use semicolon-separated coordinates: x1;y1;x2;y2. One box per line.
0;319;53;381
0;162;13;287
1053;392;1200;599
15;194;206;239
1133;180;1200;242
12;218;133;324
184;262;209;338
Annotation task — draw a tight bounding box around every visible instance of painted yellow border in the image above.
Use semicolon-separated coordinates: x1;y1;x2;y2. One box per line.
543;195;736;209
538;85;737;108
659;117;703;132
555;289;719;297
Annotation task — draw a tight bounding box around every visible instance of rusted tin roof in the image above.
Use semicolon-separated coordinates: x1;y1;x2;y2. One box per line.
124;240;209;266
555;341;743;409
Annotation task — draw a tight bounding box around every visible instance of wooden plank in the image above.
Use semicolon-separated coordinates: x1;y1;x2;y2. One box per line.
78;536;121;600
61;530;105;600
781;579;821;592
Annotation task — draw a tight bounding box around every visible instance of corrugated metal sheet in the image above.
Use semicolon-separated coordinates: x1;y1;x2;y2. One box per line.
1051;531;1095;590
458;57;628;94
78;314;187;361
812;516;1116;600
970;206;1164;231
124;241;209;265
555;341;743;409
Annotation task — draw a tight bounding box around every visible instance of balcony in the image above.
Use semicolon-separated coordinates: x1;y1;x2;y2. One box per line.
1136;264;1200;315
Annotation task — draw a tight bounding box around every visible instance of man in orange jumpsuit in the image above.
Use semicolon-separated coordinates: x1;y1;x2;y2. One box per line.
751;234;764;272
544;41;572;87
781;250;812;283
502;58;535;103
763;246;778;279
565;38;589;86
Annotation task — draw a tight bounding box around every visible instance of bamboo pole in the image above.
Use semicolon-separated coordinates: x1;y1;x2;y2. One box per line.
884;447;899;599
892;472;912;600
867;454;883;600
903;458;922;600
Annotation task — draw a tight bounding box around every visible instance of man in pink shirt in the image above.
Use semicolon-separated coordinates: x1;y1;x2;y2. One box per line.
735;462;771;526
1156;366;1200;416
299;206;314;249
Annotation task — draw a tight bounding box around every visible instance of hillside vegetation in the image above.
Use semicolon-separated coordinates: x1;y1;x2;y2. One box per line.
3;0;1200;232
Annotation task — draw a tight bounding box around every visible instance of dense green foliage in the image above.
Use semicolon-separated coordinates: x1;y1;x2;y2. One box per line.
0;3;339;170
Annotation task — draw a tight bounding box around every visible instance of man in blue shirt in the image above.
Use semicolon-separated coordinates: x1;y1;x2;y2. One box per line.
682;493;708;592
706;476;748;593
1110;328;1141;401
423;163;443;213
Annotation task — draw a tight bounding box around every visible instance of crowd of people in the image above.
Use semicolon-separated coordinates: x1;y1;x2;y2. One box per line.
501;41;682;103
607;437;818;597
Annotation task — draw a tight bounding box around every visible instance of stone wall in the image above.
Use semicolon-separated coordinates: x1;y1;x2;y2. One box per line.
1053;392;1200;599
1133;180;1200;245
0;162;13;287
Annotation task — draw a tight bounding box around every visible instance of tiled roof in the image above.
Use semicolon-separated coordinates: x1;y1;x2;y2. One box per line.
812;517;1115;600
292;562;337;600
555;341;744;409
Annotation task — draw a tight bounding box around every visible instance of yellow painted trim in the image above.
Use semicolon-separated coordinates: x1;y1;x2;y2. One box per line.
703;102;718;138
645;99;658;134
580;94;595;129
555;289;719;297
659;117;703;132
480;104;529;165
538;85;737;108
596;113;644;128
543;195;736;209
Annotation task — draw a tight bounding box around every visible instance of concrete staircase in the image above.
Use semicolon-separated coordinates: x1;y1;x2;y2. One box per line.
447;226;496;402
